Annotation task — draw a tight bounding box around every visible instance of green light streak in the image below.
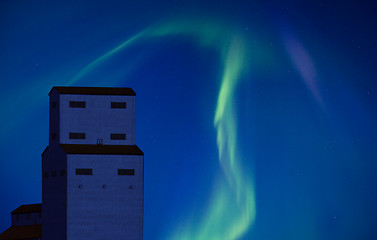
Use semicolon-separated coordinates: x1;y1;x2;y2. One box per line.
67;31;147;85
71;17;256;240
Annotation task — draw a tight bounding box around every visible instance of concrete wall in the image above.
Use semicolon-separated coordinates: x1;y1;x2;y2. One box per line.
66;154;143;240
42;145;67;240
45;88;142;240
59;94;135;145
49;89;60;146
11;212;41;226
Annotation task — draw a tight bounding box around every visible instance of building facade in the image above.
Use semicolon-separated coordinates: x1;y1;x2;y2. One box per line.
0;204;42;240
42;87;144;240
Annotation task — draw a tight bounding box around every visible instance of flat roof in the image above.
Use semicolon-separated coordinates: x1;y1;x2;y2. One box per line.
60;144;144;155
0;224;41;240
11;204;42;215
49;86;136;96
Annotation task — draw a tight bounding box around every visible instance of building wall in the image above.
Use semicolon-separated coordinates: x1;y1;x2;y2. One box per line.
44;88;142;240
66;154;143;240
42;145;67;240
49;89;60;146
11;212;41;226
58;94;135;145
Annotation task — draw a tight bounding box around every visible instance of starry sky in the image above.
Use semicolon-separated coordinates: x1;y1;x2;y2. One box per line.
1;0;377;239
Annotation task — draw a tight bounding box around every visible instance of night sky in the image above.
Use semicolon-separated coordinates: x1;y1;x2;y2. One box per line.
1;1;377;239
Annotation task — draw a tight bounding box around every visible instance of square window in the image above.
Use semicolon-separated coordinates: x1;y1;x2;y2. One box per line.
76;168;92;175
43;172;49;178
111;102;126;109
69;132;85;139
51;101;57;108
111;133;126;140
69;101;86;108
60;170;66;176
118;169;135;175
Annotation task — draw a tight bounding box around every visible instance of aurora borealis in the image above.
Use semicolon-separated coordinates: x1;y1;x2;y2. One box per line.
70;18;256;240
1;1;377;239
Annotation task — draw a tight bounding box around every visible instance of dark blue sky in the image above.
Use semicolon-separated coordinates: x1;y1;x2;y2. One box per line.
1;1;377;239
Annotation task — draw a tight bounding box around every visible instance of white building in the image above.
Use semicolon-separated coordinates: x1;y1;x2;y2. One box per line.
42;87;144;240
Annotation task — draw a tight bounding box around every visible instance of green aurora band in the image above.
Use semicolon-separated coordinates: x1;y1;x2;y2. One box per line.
71;18;256;240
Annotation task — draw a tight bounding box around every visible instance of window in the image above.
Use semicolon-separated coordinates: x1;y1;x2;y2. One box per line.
52;171;56;177
27;214;30;220
38;213;41;219
69;132;85;139
111;102;126;109
111;133;126;140
52;133;57;140
43;172;49;178
51;101;57;108
69;101;86;108
76;168;92;175
118;169;135;175
60;170;66;176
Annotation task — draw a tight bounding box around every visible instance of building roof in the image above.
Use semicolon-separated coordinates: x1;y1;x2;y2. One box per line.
0;224;41;240
49;86;136;96
11;204;42;215
60;144;144;155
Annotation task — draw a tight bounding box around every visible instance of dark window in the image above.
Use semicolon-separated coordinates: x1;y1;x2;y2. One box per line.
60;170;66;176
76;168;92;175
69;132;85;139
111;133;126;140
27;214;30;220
118;169;135;175
51;101;57;108
43;172;49;178
111;102;126;109
52;171;56;177
69;101;86;108
52;133;57;140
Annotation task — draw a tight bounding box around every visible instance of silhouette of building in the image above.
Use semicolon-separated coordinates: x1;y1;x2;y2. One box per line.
1;86;144;239
0;204;42;240
41;86;144;239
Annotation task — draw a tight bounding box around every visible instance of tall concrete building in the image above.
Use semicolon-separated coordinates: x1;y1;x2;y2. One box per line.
42;87;144;240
